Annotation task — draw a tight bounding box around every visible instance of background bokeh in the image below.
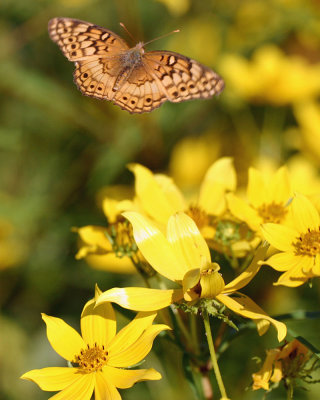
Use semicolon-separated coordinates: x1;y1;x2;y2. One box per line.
1;0;320;399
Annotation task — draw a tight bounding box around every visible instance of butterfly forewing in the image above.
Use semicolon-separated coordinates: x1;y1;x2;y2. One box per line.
143;51;224;103
48;18;224;113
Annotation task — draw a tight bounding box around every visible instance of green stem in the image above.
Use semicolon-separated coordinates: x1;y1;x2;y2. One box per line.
202;309;228;399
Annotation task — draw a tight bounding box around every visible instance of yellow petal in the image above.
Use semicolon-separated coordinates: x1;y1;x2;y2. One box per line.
275;256;314;287
81;290;116;348
85;253;137;274
75;226;111;259
198;157;236;215
128;164;181;224
182;268;201;293
247;168;266;208
49;372;95;400
224;245;267;293
199;265;225;298
102;198;135;223
268;166;291;204
290;193;320;232
265;252;299;271
42;314;85;362
96;287;184;311
95;371;121;400
103;366;161;389
154;173;186;211
167;212;211;271
217;293;287;342
21;367;79;391
227;193;261;231
270;360;283;383
108;311;157;355
252;349;279;391
261;223;297;251
108;324;169;367
123;211;185;281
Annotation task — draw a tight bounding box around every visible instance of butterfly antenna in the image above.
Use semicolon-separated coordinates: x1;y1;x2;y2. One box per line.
119;22;136;43
143;29;180;46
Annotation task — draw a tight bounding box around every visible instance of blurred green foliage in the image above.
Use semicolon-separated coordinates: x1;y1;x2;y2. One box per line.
1;0;320;399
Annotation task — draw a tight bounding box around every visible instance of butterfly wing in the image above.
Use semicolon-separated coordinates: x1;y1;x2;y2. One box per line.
143;50;224;103
48;17;129;61
48;18;132;100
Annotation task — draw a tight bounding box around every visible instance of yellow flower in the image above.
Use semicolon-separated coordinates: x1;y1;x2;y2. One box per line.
97;212;287;342
252;339;310;391
156;0;190;16
21;286;169;399
220;45;320;105
294;100;320;162
169;133;221;190
227;166;292;232
74;198;138;274
261;194;320;287
129;158;236;231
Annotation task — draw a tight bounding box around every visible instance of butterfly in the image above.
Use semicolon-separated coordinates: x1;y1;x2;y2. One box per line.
48;18;224;114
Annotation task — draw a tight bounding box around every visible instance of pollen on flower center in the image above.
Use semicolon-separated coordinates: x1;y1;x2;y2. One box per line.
186;205;210;230
257;202;287;223
293;228;320;257
74;343;108;373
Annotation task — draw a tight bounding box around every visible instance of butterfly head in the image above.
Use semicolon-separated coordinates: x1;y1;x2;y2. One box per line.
120;43;145;68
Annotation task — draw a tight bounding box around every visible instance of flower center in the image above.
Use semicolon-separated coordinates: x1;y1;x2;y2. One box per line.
186;205;210;230
257;202;287;223
74;343;108;373
293;228;320;257
108;219;137;257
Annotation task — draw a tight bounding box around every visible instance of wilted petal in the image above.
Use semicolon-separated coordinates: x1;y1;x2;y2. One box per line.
21;367;80;391
96;287;184;311
217;293;287;342
252;349;279;391
103;366;161;389
223;245;267;293
42;314;85;362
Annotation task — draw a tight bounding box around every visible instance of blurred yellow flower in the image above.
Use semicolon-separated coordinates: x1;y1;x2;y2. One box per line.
156;0;190;16
252;339;310;391
97;212;286;342
130;158;236;231
21;286;169;399
261;194;320;286
169;133;221;190
74;198;138;274
294;100;320;162
227;166;292;232
220;45;320;105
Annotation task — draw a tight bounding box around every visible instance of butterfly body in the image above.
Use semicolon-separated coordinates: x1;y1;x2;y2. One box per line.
48;18;224;113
